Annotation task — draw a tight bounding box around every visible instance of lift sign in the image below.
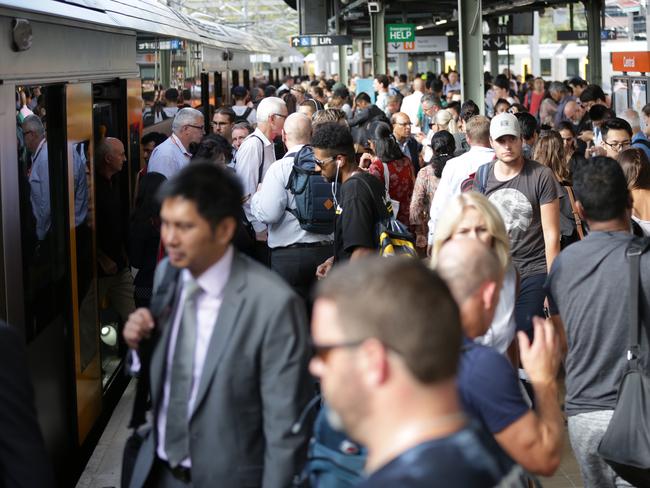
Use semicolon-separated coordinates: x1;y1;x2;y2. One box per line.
386;24;415;42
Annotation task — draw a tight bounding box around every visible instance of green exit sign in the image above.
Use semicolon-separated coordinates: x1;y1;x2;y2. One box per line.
386;23;415;42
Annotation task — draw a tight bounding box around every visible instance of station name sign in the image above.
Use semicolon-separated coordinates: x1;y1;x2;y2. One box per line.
290;35;353;47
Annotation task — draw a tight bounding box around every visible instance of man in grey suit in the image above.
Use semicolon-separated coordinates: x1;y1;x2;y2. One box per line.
123;163;313;488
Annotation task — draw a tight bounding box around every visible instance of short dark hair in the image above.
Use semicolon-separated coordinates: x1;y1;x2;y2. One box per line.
375;75;389;89
142;131;167;146
191;134;233;164
589;104;613;122
494;98;511;110
316;257;462;384
573;156;630;222
214;107;236;123
601;117;633;140
157;162;243;230
354;92;371;104
311;121;355;162
460;100;480;122
569;77;587;88
643;102;650;118
165;88;179;102
493;74;510;91
516;112;539;140
580;84;606;104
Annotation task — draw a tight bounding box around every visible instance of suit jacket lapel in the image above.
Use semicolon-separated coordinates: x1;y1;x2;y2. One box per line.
149;266;183;411
190;253;248;417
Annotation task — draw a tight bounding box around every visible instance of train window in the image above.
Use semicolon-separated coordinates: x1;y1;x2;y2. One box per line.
92;84;135;387
16;85;73;343
566;59;580;78
540;59;552;77
498;55;514;67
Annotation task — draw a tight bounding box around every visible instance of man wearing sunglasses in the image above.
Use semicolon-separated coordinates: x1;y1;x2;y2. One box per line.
311;122;386;279
310;257;524;486
148;107;205;180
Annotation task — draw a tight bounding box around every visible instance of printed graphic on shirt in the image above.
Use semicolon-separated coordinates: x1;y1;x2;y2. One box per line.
488;188;533;241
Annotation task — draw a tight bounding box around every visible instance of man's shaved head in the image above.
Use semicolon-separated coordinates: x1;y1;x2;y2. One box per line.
435;238;502;306
283;112;312;146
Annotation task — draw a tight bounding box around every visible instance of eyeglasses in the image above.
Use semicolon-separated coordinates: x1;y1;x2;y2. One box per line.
314;155;338;168
394;122;410;127
185;124;204;131
603;140;631;150
311;339;365;362
272;113;287;119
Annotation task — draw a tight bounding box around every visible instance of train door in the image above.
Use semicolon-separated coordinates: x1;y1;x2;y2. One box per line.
7;81;96;484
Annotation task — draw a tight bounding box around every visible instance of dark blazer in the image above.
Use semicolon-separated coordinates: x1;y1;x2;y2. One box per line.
129;251;312;488
0;324;55;488
403;137;422;175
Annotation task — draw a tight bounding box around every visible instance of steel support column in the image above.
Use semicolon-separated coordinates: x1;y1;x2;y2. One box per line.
335;1;348;85
370;5;386;76
585;0;603;85
487;18;499;75
459;0;484;110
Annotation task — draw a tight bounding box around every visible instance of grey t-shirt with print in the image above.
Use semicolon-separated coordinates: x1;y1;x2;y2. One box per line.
484;160;558;279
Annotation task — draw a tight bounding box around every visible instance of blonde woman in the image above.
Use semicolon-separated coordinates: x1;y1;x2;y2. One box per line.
432;192;517;354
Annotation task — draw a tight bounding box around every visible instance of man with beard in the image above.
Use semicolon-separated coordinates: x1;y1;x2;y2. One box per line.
309;257;524;487
311;122;386;279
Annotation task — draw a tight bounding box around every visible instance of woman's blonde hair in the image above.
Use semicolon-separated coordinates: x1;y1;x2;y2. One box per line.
431;192;511;270
434;109;458;134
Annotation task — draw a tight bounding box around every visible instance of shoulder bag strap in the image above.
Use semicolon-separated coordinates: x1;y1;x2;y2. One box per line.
354;174;387;220
565;186;585;240
250;135;265;182
626;238;650;358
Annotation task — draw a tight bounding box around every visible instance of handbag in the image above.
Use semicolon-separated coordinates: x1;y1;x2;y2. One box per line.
355;174;416;257
597;236;650;486
382;162;400;219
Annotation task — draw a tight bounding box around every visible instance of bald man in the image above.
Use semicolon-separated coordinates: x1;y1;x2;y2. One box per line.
401;77;426;132
95;137;135;326
563;100;584;127
436;238;564;477
251;113;333;301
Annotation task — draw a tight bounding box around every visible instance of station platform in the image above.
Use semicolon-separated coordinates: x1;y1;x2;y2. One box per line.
76;382;584;488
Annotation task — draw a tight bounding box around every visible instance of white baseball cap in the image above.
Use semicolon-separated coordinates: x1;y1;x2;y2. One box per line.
490;112;520;140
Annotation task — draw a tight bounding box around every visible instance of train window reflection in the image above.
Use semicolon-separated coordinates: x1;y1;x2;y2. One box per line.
17;85;69;342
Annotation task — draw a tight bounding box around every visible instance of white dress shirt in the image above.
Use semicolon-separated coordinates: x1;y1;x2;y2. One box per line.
235;128;276;232
400;90;424;130
427;145;495;245
250;144;333;248
148;134;192;180
156;245;235;467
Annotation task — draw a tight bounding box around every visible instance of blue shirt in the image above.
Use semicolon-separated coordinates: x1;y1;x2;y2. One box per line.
458;338;529;434
148;134;191;180
357;420;527;487
632;132;650;160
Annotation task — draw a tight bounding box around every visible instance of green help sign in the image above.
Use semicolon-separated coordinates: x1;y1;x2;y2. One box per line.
386;24;416;42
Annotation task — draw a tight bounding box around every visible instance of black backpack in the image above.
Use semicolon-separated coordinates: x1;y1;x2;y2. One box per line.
285;145;337;235
233;106;253;124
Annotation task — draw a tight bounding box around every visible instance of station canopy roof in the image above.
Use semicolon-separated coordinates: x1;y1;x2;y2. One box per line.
284;0;580;38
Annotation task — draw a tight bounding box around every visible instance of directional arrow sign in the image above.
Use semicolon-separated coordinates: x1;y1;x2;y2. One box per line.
557;30;588;41
290;35;353;47
482;34;508;51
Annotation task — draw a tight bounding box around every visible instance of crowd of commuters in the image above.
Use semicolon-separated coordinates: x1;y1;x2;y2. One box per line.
13;67;650;487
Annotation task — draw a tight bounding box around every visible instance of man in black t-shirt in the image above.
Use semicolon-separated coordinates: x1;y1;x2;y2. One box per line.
311;122;386;279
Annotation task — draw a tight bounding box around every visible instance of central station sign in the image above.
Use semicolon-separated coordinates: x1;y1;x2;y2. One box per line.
386;23;416;42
